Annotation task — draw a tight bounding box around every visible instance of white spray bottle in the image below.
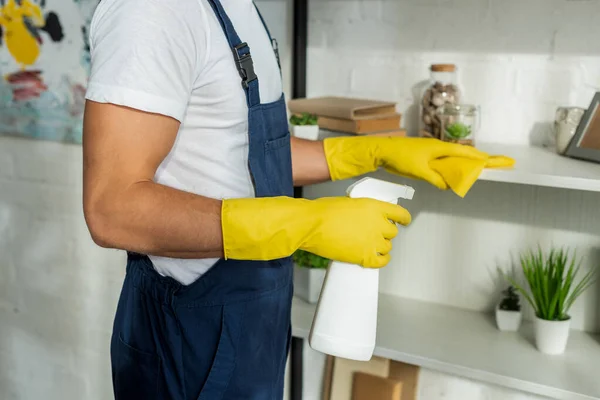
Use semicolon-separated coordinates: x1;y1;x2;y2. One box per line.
308;177;415;361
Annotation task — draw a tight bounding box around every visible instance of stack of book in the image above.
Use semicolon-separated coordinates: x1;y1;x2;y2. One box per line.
288;96;405;137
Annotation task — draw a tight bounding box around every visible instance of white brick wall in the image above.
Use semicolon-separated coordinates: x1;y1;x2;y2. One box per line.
1;1;598;399
0;137;124;400
307;0;600;145
299;1;600;399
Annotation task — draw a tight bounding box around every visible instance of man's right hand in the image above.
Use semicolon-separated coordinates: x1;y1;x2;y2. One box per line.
221;196;411;268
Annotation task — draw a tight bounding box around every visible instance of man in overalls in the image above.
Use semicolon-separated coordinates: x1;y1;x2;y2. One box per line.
82;0;486;398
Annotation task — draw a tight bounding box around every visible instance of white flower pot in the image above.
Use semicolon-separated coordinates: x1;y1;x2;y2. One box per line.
495;307;522;332
293;264;326;304
534;316;571;355
291;125;320;140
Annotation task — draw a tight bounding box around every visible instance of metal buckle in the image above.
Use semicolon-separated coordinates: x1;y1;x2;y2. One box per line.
272;38;281;70
232;43;257;89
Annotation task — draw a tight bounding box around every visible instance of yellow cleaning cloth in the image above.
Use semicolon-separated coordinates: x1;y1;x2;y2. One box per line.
430;155;515;198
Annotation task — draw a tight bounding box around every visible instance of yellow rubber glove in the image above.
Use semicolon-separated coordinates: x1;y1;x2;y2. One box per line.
430;155;515;197
222;196;411;268
324;136;489;189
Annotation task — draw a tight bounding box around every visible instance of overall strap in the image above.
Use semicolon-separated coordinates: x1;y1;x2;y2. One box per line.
206;0;260;107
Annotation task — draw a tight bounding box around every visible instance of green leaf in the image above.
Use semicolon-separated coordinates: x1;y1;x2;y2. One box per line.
444;122;472;139
510;246;598;321
504;274;537;314
290;112;318;126
293;249;330;269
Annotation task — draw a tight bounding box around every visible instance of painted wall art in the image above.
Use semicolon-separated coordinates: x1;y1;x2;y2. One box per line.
0;0;97;144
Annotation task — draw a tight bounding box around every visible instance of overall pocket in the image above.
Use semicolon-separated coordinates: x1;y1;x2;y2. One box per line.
264;132;293;197
196;303;248;400
113;333;161;400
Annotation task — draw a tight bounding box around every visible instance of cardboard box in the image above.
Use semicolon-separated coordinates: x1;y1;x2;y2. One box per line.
352;372;403;400
328;356;391;400
388;361;420;400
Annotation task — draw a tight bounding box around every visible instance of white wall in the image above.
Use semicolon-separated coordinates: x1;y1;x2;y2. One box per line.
307;0;600;144
303;0;600;330
298;1;600;399
2;1;599;400
0;137;123;399
0;2;293;400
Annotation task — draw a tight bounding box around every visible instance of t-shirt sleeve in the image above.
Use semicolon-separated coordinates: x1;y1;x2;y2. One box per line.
85;0;206;122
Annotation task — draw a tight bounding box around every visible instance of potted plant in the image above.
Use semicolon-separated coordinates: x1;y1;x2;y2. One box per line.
495;286;522;331
505;247;597;355
444;122;472;141
293;249;329;303
290;112;319;140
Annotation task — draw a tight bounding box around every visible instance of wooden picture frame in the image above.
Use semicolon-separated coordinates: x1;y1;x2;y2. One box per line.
564;92;600;163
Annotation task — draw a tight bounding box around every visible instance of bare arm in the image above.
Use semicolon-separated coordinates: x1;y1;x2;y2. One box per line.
83;101;223;258
290;137;332;186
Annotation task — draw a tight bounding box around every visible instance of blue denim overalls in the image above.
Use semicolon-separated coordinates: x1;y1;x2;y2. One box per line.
110;2;294;399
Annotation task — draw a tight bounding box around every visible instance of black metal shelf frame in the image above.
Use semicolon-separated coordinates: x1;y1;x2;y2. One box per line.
290;0;308;399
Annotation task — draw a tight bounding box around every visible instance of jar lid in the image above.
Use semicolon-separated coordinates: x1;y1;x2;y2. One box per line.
431;64;456;72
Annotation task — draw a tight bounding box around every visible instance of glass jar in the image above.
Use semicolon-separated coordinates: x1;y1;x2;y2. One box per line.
554;107;585;154
438;104;478;146
420;64;461;139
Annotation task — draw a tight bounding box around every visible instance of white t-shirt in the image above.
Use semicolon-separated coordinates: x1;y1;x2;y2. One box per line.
85;0;283;285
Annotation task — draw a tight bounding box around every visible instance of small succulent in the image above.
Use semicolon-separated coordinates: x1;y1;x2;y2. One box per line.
445;122;472;139
499;286;521;312
293;249;329;269
290;112;318;126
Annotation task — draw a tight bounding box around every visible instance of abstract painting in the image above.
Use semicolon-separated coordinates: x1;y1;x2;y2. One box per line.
0;0;97;144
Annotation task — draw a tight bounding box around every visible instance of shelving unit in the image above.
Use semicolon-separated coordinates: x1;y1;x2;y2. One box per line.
321;129;600;193
286;2;600;400
292;295;600;400
290;138;600;400
290;138;600;398
476;143;600;192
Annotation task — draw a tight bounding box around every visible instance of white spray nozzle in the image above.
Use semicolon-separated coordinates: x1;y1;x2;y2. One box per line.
346;177;414;202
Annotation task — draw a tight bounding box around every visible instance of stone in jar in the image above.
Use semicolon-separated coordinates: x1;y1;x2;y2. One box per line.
421;64;460;139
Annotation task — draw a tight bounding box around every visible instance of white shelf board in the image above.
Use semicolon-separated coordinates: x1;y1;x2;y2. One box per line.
292;294;600;400
477;143;600;192
317;130;600;192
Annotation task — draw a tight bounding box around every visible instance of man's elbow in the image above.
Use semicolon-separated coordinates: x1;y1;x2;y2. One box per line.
83;198;118;249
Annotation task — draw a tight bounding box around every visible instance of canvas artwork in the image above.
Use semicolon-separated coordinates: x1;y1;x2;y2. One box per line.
0;0;98;144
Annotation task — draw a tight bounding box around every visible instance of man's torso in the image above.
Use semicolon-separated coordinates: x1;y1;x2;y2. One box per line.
88;0;283;284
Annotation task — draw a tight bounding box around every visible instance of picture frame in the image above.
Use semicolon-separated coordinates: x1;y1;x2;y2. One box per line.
564;92;600;163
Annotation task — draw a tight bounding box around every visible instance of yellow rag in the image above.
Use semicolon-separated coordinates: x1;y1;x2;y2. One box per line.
430;155;515;198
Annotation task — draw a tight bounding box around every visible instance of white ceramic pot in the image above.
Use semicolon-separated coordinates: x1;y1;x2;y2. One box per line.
495;307;522;332
293;265;326;303
291;125;320;140
534;316;571;355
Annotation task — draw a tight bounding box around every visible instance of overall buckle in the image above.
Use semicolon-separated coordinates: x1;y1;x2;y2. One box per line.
233;43;257;89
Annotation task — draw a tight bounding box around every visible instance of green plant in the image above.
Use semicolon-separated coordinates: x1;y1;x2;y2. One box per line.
504;247;597;321
290;112;318;126
499;286;521;311
445;122;472;139
293;249;329;269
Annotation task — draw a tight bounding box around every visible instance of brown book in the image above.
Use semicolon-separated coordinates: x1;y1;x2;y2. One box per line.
368;129;407;137
288;97;398;120
351;372;403;400
318;114;401;134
